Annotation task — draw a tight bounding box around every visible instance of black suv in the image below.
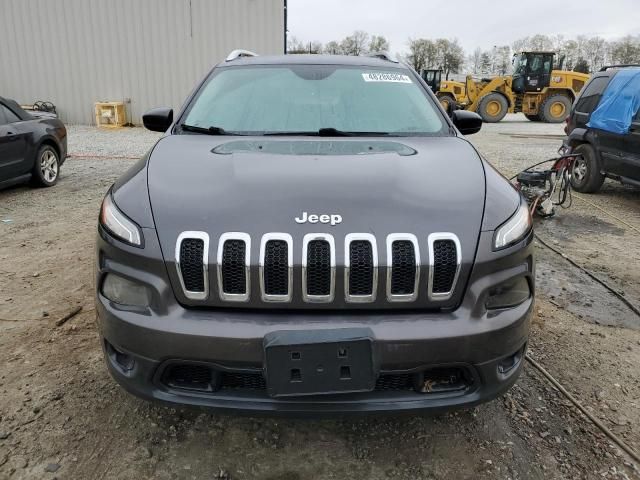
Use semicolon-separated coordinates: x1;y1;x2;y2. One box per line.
564;66;640;193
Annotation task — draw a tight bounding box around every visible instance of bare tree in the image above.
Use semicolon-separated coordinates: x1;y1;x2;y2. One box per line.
584;36;607;71
468;47;483;74
435;39;465;79
369;35;390;53
340;30;370;56
529;34;553;51
512;37;529;54
480;52;492;74
609;35;640;65
561;39;579;70
551;34;565;53
407;38;431;73
308;41;323;54
493;45;512;75
286;36;306;54
323;41;342;55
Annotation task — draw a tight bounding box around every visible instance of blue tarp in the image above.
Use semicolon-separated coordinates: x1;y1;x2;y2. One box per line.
587;68;640;135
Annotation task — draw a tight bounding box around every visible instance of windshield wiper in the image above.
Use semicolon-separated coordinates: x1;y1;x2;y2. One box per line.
180;124;243;136
262;128;394;137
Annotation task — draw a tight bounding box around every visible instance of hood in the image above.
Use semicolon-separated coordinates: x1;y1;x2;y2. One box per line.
147;134;486;310
29;110;58;120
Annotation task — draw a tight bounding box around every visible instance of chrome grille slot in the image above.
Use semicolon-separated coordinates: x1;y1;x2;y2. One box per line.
428;233;461;301
259;233;293;302
175;231;209;300
217;232;251;302
386;234;420;302
302;234;335;303
345;233;377;303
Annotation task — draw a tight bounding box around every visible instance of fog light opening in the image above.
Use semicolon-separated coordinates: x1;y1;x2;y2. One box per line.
498;345;525;375
162;363;221;393
106;341;135;372
413;367;471;394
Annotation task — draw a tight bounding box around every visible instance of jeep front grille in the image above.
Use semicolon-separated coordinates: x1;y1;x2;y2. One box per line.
259;233;293;302
175;231;209;300
175;231;461;305
386;234;420;302
345;233;377;302
303;234;335;302
217;233;250;301
428;233;461;301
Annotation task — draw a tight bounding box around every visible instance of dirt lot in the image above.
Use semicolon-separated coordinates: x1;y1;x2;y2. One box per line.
1;115;639;480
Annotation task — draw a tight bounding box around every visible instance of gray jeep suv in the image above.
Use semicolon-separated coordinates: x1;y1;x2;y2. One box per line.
95;52;534;414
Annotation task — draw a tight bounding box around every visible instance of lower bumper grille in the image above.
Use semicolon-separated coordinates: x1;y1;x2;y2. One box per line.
160;363;472;396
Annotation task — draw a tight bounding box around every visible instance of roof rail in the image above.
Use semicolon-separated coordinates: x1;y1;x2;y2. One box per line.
599;64;640;71
226;49;258;62
367;52;398;63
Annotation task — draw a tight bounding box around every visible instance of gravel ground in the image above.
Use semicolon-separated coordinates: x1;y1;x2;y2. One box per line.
66;125;161;158
0;115;639;480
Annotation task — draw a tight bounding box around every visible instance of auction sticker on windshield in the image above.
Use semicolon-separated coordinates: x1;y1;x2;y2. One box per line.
362;72;412;83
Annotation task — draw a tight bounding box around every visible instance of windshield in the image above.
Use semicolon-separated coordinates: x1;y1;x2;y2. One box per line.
182;65;446;135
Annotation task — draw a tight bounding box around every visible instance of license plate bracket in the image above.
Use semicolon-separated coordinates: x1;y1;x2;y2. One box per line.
264;328;376;397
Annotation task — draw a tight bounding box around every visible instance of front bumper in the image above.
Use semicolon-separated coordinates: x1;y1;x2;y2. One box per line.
95;227;534;415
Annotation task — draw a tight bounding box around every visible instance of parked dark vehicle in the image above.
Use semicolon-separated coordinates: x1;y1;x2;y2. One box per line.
0;97;67;190
95;52;534;415
564;66;640;193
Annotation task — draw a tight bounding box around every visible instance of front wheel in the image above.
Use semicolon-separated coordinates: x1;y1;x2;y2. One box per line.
437;94;456;112
540;94;571;123
570;144;604;193
477;93;508;123
32;145;60;187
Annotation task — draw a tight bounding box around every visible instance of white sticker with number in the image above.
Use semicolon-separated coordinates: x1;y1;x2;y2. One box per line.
362;72;412;83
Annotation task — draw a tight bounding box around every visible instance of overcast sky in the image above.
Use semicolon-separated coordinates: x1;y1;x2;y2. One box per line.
287;0;640;54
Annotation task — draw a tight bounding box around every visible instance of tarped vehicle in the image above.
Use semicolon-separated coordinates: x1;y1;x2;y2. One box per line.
564;66;640;193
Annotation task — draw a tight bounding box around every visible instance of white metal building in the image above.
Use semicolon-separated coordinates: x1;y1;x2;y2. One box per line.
0;0;286;124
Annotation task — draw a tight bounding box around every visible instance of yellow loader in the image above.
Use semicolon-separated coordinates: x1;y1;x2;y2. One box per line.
422;52;590;123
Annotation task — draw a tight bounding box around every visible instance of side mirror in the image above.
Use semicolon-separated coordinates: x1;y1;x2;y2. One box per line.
452;110;482;135
142;107;173;132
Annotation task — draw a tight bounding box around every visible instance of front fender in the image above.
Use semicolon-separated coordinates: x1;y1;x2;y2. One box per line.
567;127;588;146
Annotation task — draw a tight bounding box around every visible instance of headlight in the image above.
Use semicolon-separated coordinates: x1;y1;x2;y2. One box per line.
486;276;531;310
100;192;143;247
493;201;532;250
102;273;150;307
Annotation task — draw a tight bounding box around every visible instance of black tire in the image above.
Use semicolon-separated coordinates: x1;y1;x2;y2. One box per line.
540;94;571;123
525;114;541;122
437;94;456;112
32;144;60;187
477;93;508;123
570;144;604;193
